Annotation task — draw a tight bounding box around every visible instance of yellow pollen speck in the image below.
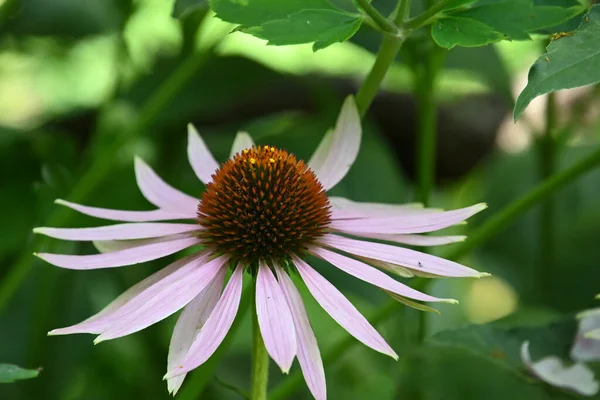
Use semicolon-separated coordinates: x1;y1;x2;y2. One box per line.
270;147;275;152
243;149;249;154
249;158;256;164
264;145;269;149
269;158;275;163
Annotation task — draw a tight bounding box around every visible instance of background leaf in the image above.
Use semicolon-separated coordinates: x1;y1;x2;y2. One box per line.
514;6;600;121
432;17;505;49
0;364;40;384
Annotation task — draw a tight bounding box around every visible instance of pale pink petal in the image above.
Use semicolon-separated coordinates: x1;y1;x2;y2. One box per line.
134;156;199;213
328;196;430;220
93;235;186;254
345;232;466;246
187;124;220;184
320;234;482;278
256;261;296;373
35;236;200;270
229;131;255;158
311;246;456;303
275;266;326;400
55;199;194;222
167;268;226;395
293;255;397;359
308;96;361;191
49;253;202;335
329;203;487;234
34;223;201;241
166;265;244;378
95;254;228;342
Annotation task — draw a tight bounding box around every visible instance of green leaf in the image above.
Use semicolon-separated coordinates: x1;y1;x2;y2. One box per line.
451;0;584;40
172;0;208;18
245;9;362;51
0;364;40;383
432;17;505;49
514;6;600;121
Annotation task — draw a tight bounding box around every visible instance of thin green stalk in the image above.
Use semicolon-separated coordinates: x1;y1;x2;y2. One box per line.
444;146;600;261
393;0;412;25
0;43;219;315
355;0;399;34
403;0;453;30
251;280;269;400
538;91;556;301
355;35;405;117
269;301;398;400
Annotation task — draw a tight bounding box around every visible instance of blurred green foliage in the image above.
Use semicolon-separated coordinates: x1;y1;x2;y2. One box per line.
0;0;599;399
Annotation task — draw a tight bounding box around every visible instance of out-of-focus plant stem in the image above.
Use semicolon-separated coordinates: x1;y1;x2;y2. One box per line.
250;278;268;400
0;38;221;315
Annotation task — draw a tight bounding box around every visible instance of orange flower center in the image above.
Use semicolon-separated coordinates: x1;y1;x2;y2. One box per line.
198;145;331;264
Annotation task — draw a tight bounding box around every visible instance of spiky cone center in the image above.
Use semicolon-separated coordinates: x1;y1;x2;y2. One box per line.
198;146;331;266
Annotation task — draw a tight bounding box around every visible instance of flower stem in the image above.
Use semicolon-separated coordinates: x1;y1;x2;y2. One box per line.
355;35;405;117
403;0;452;30
251;282;269;400
356;0;398;34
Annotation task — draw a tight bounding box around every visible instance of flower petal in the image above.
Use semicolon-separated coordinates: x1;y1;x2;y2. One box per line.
329;196;430;220
276;266;326;400
256;261;296;373
346;232;467;247
55;199;194;222
308;96;361;191
320;234;482;278
167;268;226;395
188;124;220;184
49;253;202;335
134;156;199;213
230;131;255;158
329;203;487;234
311;246;456;303
166;265;244;378
521;341;599;397
35;236;200;270
95;254;228;342
34;223;201;241
571;308;600;363
293;255;397;359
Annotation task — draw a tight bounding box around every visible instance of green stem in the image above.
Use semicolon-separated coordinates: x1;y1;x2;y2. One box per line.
0;43;219;315
403;0;452;30
355;35;405;117
445;146;600;261
538;91;556;301
356;0;399;34
251;281;269;400
269;301;398;400
394;0;412;25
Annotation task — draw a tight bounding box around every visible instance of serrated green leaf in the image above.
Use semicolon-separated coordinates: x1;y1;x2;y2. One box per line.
514;6;600;121
172;0;207;18
432;17;504;48
209;0;340;26
245;9;361;51
451;0;584;40
0;364;40;383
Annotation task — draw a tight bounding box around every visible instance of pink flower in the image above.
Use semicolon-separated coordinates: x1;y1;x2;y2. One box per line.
35;96;487;398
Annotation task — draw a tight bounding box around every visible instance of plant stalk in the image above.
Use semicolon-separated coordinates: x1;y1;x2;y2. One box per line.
251;281;269;400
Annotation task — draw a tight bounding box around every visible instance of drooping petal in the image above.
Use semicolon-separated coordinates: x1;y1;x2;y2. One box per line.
34;223;201;241
329;203;487;234
345;232;467;246
256;261;296;373
93;236;181;254
311;246;456;303
167;268;226;395
320;234;483;278
329;196;430;220
134;156;199;213
49;253;203;335
308;96;361;191
571;308;600;363
229;131;255;158
35;236;200;270
166;265;244;378
521;341;599;397
55;199;194;222
276;266;326;400
95;254;229;342
293;255;397;359
187;124;220;184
